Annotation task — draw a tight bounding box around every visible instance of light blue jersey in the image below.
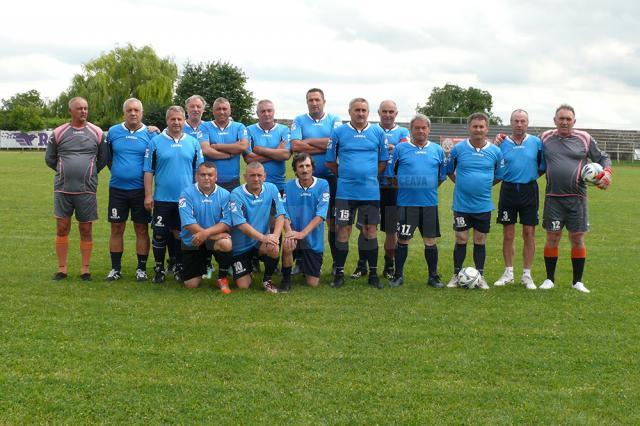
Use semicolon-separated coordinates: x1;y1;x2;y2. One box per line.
247;123;291;191
144;131;204;202
290;113;341;177
178;183;232;247
229;182;286;255
392;141;446;207
107;123;158;190
283;177;330;253
446;140;504;213
201;120;249;184
325;123;389;201
499;134;545;184
378;124;410;183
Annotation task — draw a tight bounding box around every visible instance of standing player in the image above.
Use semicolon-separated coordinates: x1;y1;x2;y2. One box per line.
229;162;287;293
281;153;330;291
144;106;203;283
445;112;504;290
290;88;341;270
539;104;612;293
178;162;233;293
245;100;291;193
105;98;159;282
493;110;544;290
45;97;108;281
201;97;250;191
352;100;409;280
325;98;389;289
389;114;446;288
183;95;208;139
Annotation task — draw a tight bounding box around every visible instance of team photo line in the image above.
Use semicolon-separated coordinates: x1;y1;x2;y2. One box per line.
45;89;612;294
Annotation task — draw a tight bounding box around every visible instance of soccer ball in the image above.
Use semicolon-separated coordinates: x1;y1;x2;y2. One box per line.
581;162;603;184
458;267;481;289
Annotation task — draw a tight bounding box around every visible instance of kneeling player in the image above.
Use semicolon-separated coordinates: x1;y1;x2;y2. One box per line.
229;162;286;293
390;114;446;287
281;153;330;291
178;162;233;293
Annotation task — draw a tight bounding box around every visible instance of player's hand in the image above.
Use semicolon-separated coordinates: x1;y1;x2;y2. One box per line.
211;232;231;241
191;231;208;247
144;196;154;212
595;167;612;190
388;143;395;155
287;230;304;240
493;133;507;146
147;125;160;134
263;233;279;246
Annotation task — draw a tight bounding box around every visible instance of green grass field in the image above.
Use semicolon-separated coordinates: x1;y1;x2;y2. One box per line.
1;151;639;424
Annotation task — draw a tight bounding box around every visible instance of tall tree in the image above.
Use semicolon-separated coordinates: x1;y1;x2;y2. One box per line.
416;84;502;125
0;90;47;131
59;44;177;128
174;61;255;124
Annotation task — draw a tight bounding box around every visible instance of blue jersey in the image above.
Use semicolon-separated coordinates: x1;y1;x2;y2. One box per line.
144;131;204;202
283;177;330;253
229;182;287;255
446;140;504;213
378;124;410;182
290;113;341;177
178;183;232;247
392;141;446;207
247;123;291;191
183;121;208;143
325;123;389;200
107;123;157;190
499;134;545;184
201;120;249;183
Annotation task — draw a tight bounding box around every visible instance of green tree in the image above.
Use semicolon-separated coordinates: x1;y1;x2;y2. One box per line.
174;61;255;124
0;90;48;131
59;44;177;128
416;84;502;125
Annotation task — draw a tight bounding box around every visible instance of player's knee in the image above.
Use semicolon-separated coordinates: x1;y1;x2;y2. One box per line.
423;238;437;246
236;275;251;289
133;223;149;237
522;226;535;239
184;278;201;289
152;228;169;248
111;222;126;237
78;223;92;240
215;238;232;253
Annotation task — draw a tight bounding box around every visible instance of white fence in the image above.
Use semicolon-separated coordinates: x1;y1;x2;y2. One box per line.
0;130;51;149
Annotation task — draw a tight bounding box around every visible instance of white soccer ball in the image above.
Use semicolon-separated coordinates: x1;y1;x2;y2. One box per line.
458;266;481;289
581;162;603;184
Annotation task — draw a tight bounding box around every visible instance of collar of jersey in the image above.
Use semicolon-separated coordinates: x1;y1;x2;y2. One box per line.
408;140;431;149
195;182;218;197
242;183;264;198
306;113;327;123
120;122;147;134
257;123;277;133
347;122;370;132
379;124;398;132
295;176;317;189
466;139;491;151
185;121;203;132
505;133;530;145
161;130;187;142
211;120;232;131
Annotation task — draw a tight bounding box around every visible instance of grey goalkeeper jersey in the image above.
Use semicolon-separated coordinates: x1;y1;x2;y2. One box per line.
45;122;108;194
541;129;611;198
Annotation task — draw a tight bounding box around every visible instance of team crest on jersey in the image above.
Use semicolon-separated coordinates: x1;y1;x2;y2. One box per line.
322;192;330;202
291;122;297;131
178;197;187;208
229;200;238;212
327;139;333;149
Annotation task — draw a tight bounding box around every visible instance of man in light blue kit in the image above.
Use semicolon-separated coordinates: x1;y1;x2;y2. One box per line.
229;162;287;293
201;97;250;191
144;106;203;284
388;114;446;288
492;109;545;290
352;100;410;281
178;162;233;294
245;99;291;193
445;112;504;290
105;98;159;282
290;88;341;270
281;153;330;291
325;97;389;289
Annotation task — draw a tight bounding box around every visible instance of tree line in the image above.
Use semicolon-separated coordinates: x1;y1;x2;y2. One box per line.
0;44;501;131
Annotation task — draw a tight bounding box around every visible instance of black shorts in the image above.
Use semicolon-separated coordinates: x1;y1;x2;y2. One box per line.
298;249;323;278
231;247;259;279
397;206;440;240
218;179;241;192
379;184;398;233
152;201;180;231
497;181;539;226
542;196;589;233
453;211;492;233
108;187;151;224
335;199;380;227
181;244;212;281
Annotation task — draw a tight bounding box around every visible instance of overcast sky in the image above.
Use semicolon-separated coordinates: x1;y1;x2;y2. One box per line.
2;0;639;129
